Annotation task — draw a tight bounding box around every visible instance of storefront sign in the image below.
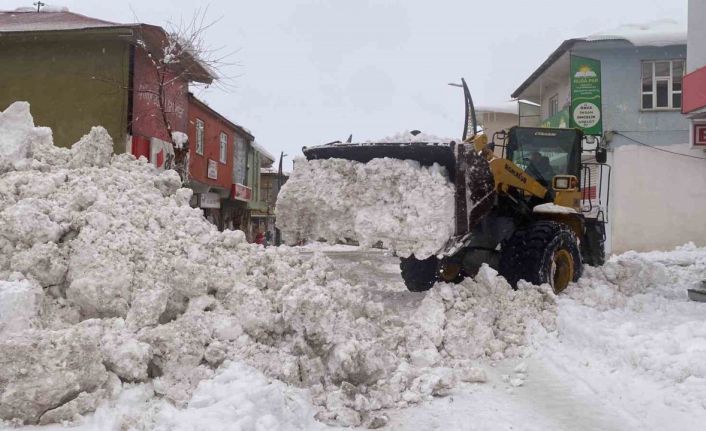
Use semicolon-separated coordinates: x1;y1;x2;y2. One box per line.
570;56;602;136
200;192;221;208
207;159;218;180
231;183;252;201
691;121;706;147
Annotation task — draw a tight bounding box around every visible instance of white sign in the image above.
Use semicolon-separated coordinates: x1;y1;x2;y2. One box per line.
572;102;601;129
200;192;220;208
207;159;218;180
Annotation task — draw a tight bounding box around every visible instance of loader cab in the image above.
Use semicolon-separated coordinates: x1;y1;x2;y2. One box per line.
504;127;583;187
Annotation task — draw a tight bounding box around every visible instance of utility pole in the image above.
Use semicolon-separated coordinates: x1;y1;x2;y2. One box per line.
275;151;287;246
33;1;45;12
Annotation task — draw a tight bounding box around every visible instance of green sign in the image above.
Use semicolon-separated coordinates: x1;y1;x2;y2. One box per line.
570;55;602;135
541;108;570;128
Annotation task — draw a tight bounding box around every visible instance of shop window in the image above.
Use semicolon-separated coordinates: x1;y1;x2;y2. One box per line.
641;60;684;110
219;132;228;164
195;119;205;155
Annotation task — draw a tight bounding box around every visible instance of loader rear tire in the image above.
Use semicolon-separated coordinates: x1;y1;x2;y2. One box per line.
400;256;438;292
499;221;582;294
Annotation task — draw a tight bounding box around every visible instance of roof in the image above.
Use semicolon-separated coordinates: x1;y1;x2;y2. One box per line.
252;141;275;164
476;101;521;115
0;10;214;83
511;19;686;99
188;93;255;141
0;10;124;32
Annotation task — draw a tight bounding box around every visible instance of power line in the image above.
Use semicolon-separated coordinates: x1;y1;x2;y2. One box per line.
613;131;706;160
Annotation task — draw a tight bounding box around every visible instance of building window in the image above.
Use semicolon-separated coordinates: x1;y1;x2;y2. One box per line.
219;132;228;164
641;60;684;110
195;119;205;155
549;94;559;117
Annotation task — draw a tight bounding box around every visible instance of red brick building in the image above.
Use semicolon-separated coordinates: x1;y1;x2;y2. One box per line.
187;94;256;231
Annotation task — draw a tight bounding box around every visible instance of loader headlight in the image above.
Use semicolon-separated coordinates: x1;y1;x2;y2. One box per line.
552;175;577;190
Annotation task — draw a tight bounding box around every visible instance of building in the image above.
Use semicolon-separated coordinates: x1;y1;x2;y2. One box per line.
683;0;706;140
251;165;289;245
513;20;706;254
186;94;274;238
476;101;519;143
0;8;213;171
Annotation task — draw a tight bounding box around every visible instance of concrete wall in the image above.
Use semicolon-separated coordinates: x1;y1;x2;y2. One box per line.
611;143;706;253
0;33;130;151
479;111;518;141
573;42;689;146
688;0;706;73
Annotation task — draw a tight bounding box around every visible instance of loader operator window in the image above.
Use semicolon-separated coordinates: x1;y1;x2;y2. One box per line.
506;128;581;187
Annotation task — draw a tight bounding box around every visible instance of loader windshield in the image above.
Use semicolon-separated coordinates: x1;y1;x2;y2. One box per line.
505;127;582;185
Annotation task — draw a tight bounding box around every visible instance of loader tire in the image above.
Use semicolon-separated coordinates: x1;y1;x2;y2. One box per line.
499;221;582;294
400;256;438;292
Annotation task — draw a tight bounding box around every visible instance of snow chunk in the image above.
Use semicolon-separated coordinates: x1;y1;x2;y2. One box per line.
0;101;52;171
0;278;43;334
70;126;113;168
370;130;455;143
171;131;189;150
0;323;109;424
533;203;577;214
276;157;455;258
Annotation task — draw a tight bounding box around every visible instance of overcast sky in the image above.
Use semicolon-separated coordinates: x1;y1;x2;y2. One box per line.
1;0;688;169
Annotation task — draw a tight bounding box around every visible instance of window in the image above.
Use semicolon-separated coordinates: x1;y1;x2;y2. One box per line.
195;119;205;155
548;94;559;117
641;60;684;110
219;132;228;164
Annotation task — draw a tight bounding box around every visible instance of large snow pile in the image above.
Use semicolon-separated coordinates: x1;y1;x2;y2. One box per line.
0;102;555;428
276;157;455;259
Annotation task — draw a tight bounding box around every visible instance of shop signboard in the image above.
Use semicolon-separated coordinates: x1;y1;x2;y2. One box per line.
199;192;220;208
207;159;218;180
570;56;603;135
231;183;252;201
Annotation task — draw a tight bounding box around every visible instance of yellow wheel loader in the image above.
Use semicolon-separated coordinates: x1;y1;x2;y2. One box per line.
303;79;609;294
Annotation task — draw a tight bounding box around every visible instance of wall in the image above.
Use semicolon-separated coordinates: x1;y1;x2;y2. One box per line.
187;100;235;192
539;80;570;121
688;0;706;73
0;33;130;151
573;42;689;147
611;143;706;252
132;47;188;142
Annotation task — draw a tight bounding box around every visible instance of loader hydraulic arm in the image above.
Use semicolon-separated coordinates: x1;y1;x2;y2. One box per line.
488;158;549;200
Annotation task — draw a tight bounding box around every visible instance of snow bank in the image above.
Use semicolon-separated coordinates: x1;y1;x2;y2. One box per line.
276;157;455;258
0;102;556;428
551;245;706;422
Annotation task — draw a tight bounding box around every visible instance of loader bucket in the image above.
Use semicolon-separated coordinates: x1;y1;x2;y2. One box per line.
301;140;495;239
303;142;457;178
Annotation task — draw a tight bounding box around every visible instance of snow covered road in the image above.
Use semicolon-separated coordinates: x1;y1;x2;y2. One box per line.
3;244;706;430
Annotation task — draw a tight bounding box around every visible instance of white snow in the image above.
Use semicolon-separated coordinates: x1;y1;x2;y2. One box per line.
369;130;455;143
0;103;555;428
171;131;189;150
586;19;686;47
275;157;456;258
532;202;577;214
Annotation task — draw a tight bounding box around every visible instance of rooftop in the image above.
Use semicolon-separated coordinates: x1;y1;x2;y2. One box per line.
511;19;687;99
0;10;214;83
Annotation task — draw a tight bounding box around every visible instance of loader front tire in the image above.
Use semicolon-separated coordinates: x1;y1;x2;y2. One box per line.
400;256;438;292
499;221;582;294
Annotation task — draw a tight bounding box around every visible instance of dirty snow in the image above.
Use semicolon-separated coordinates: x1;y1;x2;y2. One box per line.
275;157;456;259
0;102;555;428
